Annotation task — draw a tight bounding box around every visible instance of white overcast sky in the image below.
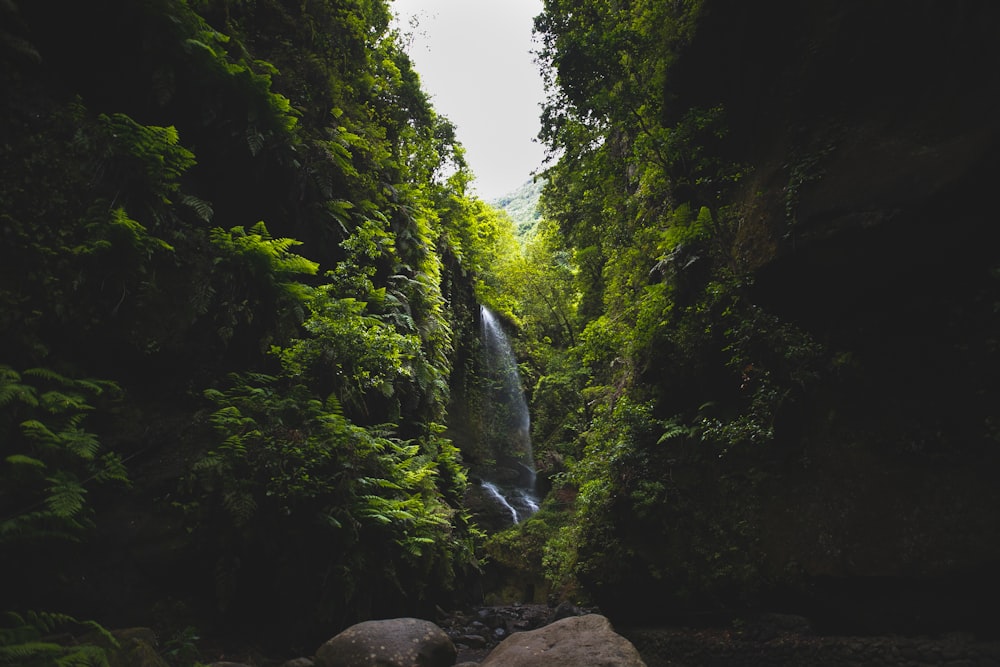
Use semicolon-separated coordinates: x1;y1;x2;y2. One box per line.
391;0;546;201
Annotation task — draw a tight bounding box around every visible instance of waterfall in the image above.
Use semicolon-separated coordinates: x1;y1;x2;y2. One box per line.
481;481;520;524
477;305;539;523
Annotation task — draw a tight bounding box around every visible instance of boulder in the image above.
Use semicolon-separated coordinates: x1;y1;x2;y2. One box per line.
479;613;646;667
315;617;456;667
280;659;315;667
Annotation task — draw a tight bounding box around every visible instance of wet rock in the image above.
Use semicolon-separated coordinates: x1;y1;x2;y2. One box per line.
314;617;455;667
457;633;488;649
552;600;584;621
279;659;315;667
479;614;646;666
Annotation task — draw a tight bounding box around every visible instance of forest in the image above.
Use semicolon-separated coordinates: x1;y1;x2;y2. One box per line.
2;0;999;665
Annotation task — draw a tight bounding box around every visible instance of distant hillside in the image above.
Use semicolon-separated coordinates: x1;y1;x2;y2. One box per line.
491;177;545;238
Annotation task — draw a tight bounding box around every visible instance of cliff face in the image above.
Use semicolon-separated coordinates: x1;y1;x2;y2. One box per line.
676;0;1000;633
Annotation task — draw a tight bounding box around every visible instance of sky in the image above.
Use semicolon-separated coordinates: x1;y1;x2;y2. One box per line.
391;0;547;201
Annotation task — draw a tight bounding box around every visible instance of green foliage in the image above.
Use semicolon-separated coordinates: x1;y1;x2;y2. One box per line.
274;287;422;414
0;0;539;642
0;366;126;545
208;222;319;344
491;177;545;238
95;112;197;208
160;626;201;667
508;0;836;612
0;611;117;667
190;369;478;620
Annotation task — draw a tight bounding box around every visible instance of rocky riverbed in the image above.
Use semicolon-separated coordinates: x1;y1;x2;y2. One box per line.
438;605;1000;667
185;604;1000;665
621;625;1000;667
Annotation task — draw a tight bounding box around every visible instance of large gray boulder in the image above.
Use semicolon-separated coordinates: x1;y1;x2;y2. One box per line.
479;613;646;666
315;617;456;667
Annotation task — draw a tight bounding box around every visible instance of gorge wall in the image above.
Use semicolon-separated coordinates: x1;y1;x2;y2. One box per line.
565;0;1000;635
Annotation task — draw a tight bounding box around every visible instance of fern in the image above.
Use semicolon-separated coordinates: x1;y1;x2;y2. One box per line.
0;368;37;407
54;644;110;667
2;367;123;544
657;419;691;444
60;430;101;461
0;611;115;667
0;511;83;543
180;193;214;223
246;124;265;156
5;454;45;469
222;489;257;526
44;475;87;519
19;420;57;444
0;641;63;664
22;368;72;385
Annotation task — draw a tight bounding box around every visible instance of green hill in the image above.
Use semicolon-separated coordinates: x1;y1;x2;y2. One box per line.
491;177;545;238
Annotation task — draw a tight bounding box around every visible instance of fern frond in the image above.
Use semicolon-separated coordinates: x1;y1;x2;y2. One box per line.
0;382;37;408
181;193;214;223
324;394;344;416
248;220;270;238
0;640;64;663
0;609;116;667
44;475;87;518
246;125;265;156
22;367;71;385
54;644;111;667
62;429;100;460
222;490;257;525
20;420;57;443
191;453;224;473
0;512;85;544
38;391;91;414
5;454;46;469
657;420;690;444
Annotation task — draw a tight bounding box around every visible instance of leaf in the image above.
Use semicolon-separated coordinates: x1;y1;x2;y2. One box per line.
23;367;71;384
246;124;265;156
657;421;689;444
5;454;46;469
45;475;87;518
222;489;257;525
62;429;101;460
20;420;57;443
181;193;215;222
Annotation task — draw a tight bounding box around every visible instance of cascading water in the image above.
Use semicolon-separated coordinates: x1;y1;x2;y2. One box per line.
481;481;519;524
477;305;539;523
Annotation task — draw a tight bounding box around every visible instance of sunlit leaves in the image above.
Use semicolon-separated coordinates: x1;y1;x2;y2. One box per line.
96;113;196;205
275;286;422;411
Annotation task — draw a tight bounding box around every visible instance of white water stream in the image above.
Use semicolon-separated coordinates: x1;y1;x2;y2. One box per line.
479;305;539;522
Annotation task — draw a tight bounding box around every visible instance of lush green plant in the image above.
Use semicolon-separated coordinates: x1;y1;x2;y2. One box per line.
0;611;117;667
0;366;126;544
190;369;479;624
